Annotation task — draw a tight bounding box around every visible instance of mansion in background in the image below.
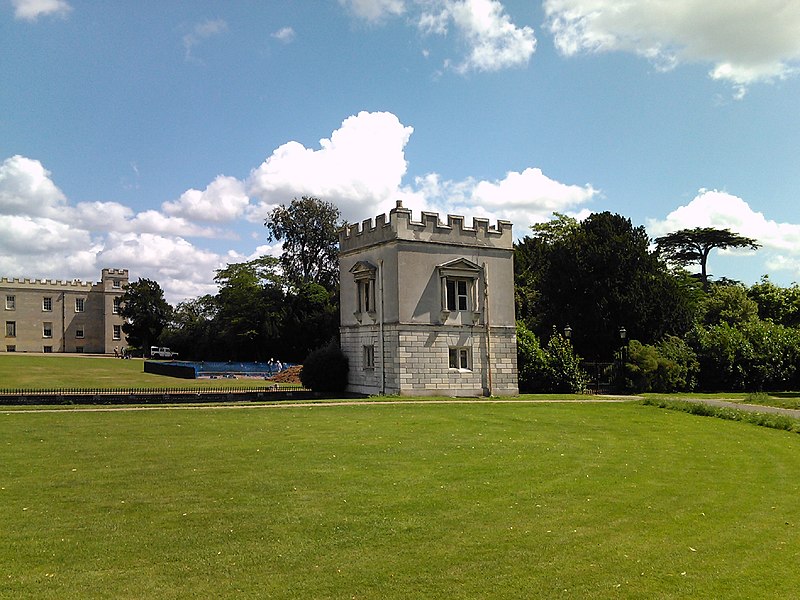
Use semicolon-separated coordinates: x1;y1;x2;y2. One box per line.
1;269;128;354
339;201;518;397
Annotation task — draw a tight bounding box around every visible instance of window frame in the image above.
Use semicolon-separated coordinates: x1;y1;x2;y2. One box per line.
75;326;85;339
75;297;85;313
448;347;471;371
5;295;15;310
438;258;481;318
349;261;377;319
42;296;53;312
113;297;121;314
113;324;121;340
5;321;16;338
363;344;375;370
42;322;53;338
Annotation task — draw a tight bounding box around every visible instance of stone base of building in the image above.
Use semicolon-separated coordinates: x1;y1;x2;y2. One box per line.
341;323;518;397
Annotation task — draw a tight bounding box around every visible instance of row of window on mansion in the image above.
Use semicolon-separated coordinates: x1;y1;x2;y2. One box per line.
4;293;124;346
358;345;472;372
5;294;121;313
352;259;481;317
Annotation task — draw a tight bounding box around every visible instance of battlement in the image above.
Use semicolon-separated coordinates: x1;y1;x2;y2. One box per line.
102;268;129;279
339;201;513;253
0;277;95;290
0;268;129;290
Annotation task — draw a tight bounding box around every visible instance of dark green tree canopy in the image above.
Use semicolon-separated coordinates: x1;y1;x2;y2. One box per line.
212;257;286;360
119;278;172;353
515;211;698;359
265;196;343;291
655;227;760;289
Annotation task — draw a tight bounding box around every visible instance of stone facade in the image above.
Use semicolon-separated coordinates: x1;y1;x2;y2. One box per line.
339;201;518;396
1;269;128;354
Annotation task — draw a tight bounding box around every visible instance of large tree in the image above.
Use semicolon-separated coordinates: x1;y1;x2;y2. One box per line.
265;196;343;291
516;212;698;359
213;257;286;361
119;278;172;354
655;227;760;290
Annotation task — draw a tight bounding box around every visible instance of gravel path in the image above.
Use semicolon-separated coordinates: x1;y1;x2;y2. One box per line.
0;396;636;414
676;397;800;419
4;396;800;419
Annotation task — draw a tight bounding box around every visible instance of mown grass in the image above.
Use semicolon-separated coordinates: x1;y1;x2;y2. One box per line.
643;391;800;411
640;396;800;434
0;355;280;391
2;402;800;599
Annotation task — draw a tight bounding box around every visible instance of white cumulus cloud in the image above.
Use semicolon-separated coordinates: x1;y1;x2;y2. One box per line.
421;0;537;73
342;0;535;73
247;111;414;223
0;154;230;303
0;155;66;217
271;27;296;43
163;175;250;223
544;0;800;96
339;0;405;22
413;168;597;234
12;0;71;21
183;18;229;61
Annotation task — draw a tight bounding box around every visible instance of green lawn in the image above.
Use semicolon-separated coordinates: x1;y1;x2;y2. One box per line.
2;401;799;599
0;355;280;390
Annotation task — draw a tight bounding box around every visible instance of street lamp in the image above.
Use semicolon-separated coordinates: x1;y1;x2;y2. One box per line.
618;326;629;364
563;324;572;340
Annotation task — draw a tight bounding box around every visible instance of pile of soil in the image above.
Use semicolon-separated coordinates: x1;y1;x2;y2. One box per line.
271;365;303;384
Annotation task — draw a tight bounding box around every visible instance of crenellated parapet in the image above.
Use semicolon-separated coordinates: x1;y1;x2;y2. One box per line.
339;200;513;253
102;268;129;280
0;277;95;290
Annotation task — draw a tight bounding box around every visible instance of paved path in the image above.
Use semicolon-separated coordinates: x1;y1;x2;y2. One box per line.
676;397;800;419
1;396;635;414
4;396;800;420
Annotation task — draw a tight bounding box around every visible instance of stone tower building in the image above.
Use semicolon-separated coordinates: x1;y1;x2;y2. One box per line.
339;201;518;396
1;268;129;354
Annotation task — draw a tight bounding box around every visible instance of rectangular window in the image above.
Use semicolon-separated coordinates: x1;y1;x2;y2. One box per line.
75;298;85;312
113;324;121;340
113;279;121;288
5;295;14;310
357;279;375;313
5;321;16;337
363;345;375;370
6;345;15;352
448;347;470;370
42;296;52;311
75;346;84;353
43;322;53;338
445;279;470;311
43;346;52;353
113;297;121;314
75;326;84;339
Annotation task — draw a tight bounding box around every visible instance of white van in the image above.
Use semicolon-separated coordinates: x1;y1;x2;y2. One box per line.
150;346;178;359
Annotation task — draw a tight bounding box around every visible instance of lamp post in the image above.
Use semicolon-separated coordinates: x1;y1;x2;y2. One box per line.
617;326;628;392
563;324;572;340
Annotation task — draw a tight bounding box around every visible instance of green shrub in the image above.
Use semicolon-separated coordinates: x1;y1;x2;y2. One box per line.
688;321;800;391
516;322;550;392
300;340;349;393
624;336;698;393
546;333;588;393
516;322;588;393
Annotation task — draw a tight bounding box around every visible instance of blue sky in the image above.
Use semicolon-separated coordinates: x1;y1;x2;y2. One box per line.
2;0;800;303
